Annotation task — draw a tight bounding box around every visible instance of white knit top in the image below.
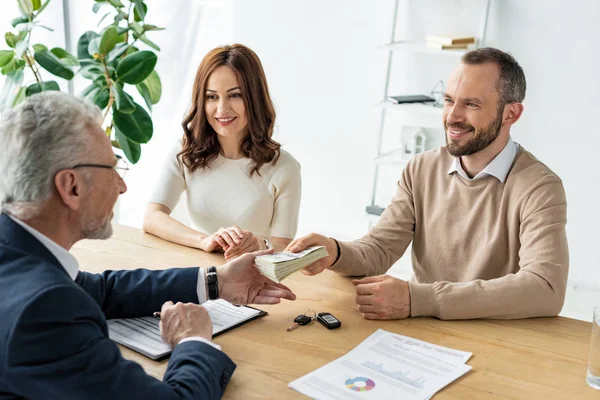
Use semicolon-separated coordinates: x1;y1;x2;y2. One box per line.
149;141;302;239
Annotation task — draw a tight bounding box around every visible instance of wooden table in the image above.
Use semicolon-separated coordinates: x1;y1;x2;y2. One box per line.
72;225;598;399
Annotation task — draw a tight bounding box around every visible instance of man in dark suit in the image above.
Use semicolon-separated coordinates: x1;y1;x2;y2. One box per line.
0;92;296;399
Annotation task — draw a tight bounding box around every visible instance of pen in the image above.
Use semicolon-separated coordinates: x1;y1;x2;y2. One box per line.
153;311;161;319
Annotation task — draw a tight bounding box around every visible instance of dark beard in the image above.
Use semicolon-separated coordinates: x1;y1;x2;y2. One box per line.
445;110;503;157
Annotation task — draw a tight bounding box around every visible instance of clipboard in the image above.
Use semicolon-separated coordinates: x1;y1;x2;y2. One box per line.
107;300;267;361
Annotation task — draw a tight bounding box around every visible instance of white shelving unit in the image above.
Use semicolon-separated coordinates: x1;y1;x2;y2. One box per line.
366;0;491;218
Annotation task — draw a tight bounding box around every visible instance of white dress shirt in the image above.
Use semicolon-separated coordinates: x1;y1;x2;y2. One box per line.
9;215;220;350
448;137;519;183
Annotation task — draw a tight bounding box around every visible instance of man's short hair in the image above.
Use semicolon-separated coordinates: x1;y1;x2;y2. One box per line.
0;92;102;219
461;47;527;106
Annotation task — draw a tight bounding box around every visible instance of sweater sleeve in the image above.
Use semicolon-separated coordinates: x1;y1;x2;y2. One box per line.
409;179;569;320
148;141;186;212
330;161;415;276
269;153;302;239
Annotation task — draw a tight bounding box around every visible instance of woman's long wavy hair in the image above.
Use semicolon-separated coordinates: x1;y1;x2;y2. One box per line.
179;44;280;176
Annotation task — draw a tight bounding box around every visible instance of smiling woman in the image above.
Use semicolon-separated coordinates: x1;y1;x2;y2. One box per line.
143;44;302;260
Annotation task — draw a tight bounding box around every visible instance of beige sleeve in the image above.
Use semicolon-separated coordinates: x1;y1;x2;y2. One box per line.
410;179;569;320
331;162;415;277
269;155;302;239
148;142;186;211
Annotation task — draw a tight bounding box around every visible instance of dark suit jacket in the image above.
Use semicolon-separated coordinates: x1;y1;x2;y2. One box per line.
0;214;235;399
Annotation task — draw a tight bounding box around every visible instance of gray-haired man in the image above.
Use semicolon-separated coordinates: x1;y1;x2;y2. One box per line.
0;91;295;399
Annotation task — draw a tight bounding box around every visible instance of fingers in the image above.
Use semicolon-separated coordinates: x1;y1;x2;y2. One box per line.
287;233;324;253
352;275;385;286
361;312;385;320
212;233;228;249
284;238;300;252
247;248;275;257
224;235;258;259
355;293;375;305
356;304;380;313
267;282;293;293
230;226;244;239
301;259;327;276
253;296;281;305
256;288;296;301
217;229;237;247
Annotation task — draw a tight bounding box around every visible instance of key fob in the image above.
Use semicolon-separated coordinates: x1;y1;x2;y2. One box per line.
294;315;312;325
316;312;341;329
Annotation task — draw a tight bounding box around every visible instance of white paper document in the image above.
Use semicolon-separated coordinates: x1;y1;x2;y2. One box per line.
289;329;472;400
107;299;265;360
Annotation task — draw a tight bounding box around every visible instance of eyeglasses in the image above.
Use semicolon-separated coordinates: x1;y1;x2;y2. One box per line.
71;155;130;179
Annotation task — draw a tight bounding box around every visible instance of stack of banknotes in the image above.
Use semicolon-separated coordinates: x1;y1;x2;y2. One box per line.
255;246;329;282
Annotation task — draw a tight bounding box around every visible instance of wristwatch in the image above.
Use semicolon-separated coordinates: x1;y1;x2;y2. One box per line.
207;266;219;300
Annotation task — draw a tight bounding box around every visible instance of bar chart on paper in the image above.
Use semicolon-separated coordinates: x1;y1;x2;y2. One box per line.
289;329;472;399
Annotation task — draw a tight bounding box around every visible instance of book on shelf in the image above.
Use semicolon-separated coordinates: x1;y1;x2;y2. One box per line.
255;246;329;283
426;42;469;50
426;35;476;45
385;94;436;104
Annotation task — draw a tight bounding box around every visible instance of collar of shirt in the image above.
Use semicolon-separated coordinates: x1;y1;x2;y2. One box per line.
8;215;79;280
447;137;519;183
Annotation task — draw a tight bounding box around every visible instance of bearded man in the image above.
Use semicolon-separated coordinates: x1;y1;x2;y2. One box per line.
286;47;568;320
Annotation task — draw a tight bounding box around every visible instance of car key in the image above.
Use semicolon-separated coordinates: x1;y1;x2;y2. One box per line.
287;314;313;332
316;312;341;329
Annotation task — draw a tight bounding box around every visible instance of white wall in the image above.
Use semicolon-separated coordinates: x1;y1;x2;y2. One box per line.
229;0;600;317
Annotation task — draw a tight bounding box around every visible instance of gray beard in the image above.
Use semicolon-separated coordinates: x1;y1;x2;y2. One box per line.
81;214;113;240
445;111;503;157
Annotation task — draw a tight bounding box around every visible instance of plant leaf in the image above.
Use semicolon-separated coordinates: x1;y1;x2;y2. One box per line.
136;82;152;112
97;11;112;27
112;84;135;113
116;50;156;84
106;42;128;62
34;24;54;32
92;2;105;13
79;82;99;98
25;80;59;97
107;0;125;7
134;2;147;22
87;37;101;57
142;24;165;32
11;16;29;28
113;103;153;143
79;64;106;82
1;58;18;75
15;41;29;57
34;49;75;80
77;31;99;61
31;0;41;11
137;34;160;51
32;43;47;52
0;50;14;67
99;26;122;55
137;69;161;104
36;0;51;14
50;48;79;66
12;85;26;106
129;21;144;36
0;69;24;111
115;126;141;163
17;0;34;16
5;33;18;48
92;87;110;109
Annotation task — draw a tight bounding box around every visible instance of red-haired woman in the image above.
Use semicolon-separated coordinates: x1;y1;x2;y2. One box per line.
143;44;301;260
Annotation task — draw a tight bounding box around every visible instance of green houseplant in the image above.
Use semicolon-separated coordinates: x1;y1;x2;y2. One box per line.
0;0;164;163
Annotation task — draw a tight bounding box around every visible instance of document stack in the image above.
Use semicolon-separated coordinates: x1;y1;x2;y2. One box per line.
255;246;329;282
426;35;475;50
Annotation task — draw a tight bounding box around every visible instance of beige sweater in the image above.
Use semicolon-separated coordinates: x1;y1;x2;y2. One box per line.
332;146;568;320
